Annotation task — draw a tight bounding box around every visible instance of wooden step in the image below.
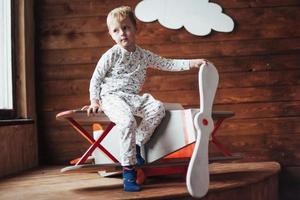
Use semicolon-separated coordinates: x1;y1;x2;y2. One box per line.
0;161;280;200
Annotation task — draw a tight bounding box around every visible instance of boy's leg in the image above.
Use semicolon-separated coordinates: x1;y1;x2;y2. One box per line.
135;144;144;165
101;95;138;166
102;95;141;191
135;93;166;147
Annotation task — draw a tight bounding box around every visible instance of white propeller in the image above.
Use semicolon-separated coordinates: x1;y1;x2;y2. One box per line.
186;62;219;198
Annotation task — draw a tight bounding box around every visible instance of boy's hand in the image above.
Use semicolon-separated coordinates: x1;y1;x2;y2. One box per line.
189;59;209;68
81;100;102;116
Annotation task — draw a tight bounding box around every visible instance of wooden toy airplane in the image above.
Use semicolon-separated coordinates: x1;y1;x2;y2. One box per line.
56;63;238;198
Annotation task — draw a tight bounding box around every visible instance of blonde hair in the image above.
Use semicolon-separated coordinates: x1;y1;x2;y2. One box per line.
106;6;137;30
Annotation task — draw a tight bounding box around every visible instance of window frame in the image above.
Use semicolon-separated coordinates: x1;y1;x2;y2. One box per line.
0;0;16;120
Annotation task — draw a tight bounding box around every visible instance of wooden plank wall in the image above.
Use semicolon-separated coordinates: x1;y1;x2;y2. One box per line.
0;124;38;177
0;0;38;178
36;0;300;194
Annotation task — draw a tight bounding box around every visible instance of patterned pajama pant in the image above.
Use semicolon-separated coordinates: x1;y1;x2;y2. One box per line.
101;92;165;166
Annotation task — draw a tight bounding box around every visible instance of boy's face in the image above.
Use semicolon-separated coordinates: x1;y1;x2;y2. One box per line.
109;18;136;52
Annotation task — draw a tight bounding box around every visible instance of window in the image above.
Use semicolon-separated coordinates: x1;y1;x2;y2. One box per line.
0;0;15;119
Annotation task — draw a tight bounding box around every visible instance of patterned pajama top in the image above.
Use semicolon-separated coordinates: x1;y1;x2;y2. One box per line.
89;44;190;101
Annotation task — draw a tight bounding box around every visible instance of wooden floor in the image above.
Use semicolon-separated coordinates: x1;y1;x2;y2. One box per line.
0;162;280;200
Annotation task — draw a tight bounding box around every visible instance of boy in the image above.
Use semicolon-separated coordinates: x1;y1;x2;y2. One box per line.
86;6;208;192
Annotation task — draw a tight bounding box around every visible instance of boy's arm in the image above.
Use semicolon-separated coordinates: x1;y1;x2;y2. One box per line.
89;51;112;100
145;50;189;71
145;50;208;71
87;53;111;115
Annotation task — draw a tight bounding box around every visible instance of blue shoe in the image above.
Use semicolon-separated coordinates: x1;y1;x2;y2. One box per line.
123;167;141;192
136;145;145;166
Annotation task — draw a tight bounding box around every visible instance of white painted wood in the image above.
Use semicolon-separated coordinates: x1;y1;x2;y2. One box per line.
89;108;199;164
186;62;219;198
58;63;223;199
145;108;198;162
92;129;118;164
135;0;234;36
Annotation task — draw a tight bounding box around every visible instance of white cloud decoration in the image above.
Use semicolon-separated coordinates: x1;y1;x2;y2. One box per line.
135;0;234;36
